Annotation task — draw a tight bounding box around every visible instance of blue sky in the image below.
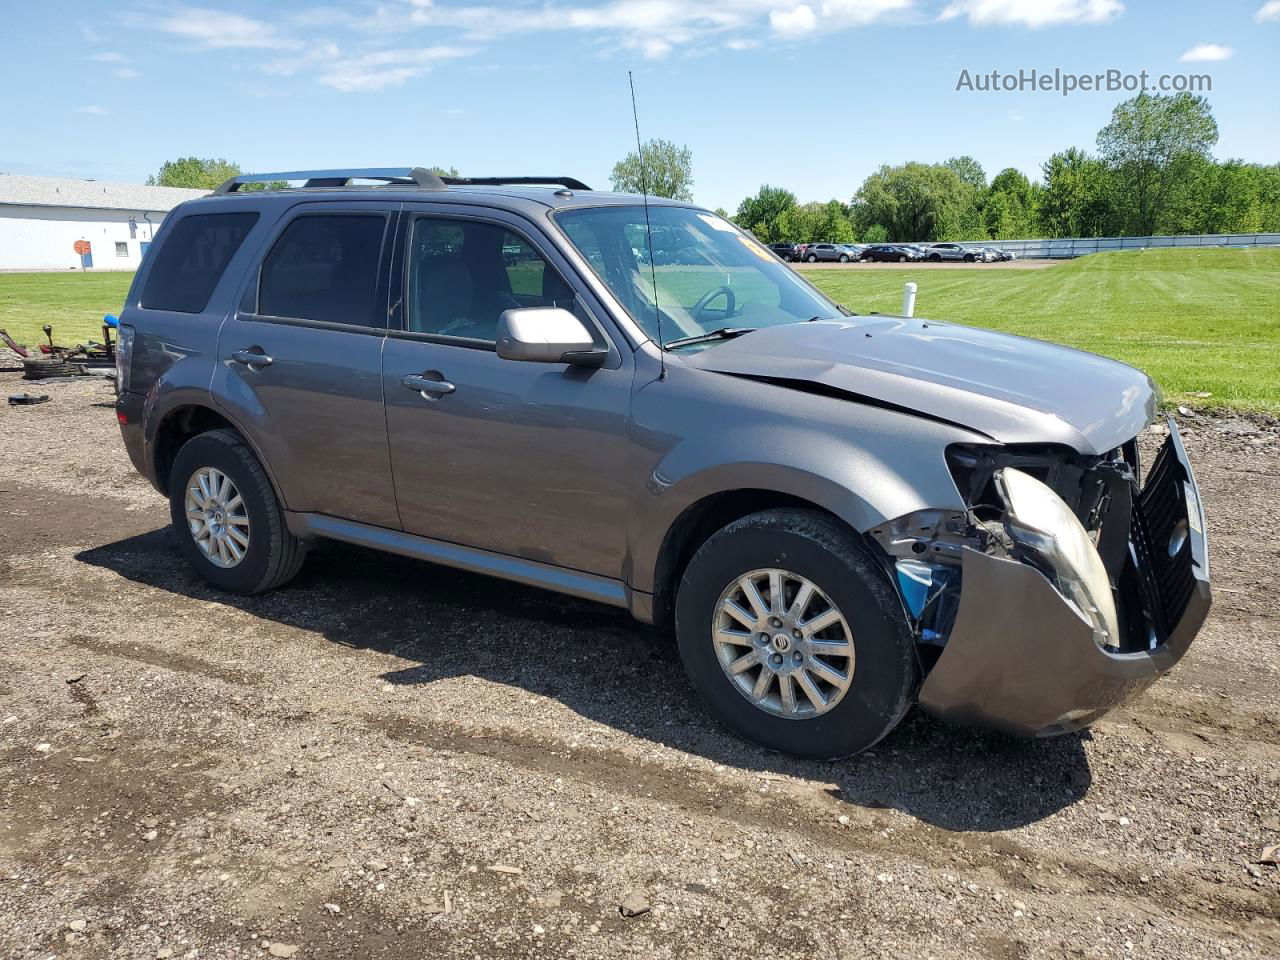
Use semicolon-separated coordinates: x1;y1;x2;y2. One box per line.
1;0;1276;211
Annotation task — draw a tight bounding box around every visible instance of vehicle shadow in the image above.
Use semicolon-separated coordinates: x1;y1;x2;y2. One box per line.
77;528;1093;833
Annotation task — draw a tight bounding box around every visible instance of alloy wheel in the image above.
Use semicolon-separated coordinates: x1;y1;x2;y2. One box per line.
184;466;251;568
712;568;855;719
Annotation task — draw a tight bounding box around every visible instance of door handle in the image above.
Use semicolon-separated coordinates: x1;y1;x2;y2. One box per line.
230;349;273;368
402;374;455;398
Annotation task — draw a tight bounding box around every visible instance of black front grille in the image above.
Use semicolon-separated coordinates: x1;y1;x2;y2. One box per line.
1134;437;1197;630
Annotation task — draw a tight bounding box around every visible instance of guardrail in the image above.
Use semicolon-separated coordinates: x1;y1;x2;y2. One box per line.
990;233;1280;259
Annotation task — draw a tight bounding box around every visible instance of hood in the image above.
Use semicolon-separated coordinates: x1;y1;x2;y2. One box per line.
683;317;1158;455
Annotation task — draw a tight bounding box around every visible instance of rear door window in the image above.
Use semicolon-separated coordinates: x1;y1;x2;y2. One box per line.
141;212;259;313
258;214;388;328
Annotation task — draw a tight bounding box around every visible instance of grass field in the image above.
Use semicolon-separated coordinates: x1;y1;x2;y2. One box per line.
0;271;132;350
806;248;1280;414
2;248;1276;412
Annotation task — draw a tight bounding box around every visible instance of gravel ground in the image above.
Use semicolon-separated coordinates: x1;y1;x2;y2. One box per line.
1;372;1277;960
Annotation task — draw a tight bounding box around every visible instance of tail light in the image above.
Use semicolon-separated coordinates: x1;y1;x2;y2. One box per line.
115;324;135;395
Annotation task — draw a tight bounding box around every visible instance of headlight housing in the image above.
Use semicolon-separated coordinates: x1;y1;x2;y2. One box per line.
995;467;1120;650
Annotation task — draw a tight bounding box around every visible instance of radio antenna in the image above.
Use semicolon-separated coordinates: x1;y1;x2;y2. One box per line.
628;70;665;380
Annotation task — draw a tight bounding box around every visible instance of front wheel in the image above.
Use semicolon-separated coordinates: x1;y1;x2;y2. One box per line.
839;254;849;263
169;429;306;594
675;509;917;759
806;254;818;262
963;253;975;262
897;255;907;263
928;254;941;262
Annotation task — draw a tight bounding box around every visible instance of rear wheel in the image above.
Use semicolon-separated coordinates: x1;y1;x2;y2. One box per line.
675;509;917;759
897;255;907;263
168;429;306;594
928;254;941;262
806;254;818;263
839;254;849;263
964;253;975;262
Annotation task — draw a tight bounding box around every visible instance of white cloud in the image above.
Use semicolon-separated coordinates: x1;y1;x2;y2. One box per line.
318;45;474;91
113;67;142;78
939;0;1123;27
725;37;759;49
1255;0;1280;22
1180;43;1232;62
75;105;108;115
141;6;299;49
770;5;818;35
818;0;915;28
402;0;912;56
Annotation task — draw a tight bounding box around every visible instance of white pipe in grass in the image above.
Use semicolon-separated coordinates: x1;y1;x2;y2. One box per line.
902;282;917;318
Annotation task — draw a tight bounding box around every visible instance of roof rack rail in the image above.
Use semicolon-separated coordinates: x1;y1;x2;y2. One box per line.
441;176;592;191
212;167;447;194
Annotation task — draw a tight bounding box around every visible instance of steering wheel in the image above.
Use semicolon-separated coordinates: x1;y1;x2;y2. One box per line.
690;285;736;322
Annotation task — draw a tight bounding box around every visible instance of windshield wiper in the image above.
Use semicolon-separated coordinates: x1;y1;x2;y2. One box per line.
664;327;757;349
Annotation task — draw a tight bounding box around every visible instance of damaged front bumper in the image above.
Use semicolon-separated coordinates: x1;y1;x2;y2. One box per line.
917;420;1211;737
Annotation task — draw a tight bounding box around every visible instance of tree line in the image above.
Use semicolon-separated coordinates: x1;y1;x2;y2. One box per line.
733;93;1280;244
151;93;1276;245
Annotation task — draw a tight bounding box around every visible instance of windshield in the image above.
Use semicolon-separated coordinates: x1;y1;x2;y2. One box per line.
553;205;844;347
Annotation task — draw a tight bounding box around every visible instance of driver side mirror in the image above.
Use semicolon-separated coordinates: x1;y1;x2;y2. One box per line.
496;307;606;367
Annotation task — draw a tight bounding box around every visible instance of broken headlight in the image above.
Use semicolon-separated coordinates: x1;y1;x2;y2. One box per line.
995;467;1119;650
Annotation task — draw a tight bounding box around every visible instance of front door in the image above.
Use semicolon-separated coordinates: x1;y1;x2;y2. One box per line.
212;202;401;529
381;208;633;578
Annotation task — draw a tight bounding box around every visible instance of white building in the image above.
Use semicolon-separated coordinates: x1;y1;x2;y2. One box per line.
0;174;208;271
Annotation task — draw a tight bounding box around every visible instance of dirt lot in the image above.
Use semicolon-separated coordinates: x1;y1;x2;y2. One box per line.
1;372;1277;960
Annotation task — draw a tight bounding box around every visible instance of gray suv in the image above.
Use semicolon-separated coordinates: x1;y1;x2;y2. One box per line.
802;243;851;263
114;167;1210;759
926;243;982;263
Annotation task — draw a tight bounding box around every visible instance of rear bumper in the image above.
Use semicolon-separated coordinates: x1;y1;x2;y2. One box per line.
918;421;1211;737
115;390;150;482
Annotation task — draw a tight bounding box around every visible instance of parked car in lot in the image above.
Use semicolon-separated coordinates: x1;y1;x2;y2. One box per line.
768;242;801;262
860;244;917;263
114;166;1210;759
924;243;983;262
838;243;866;260
802;242;852;263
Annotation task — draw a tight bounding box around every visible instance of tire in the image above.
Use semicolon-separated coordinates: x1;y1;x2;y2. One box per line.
897;255;907;263
928;254;941;262
23;358;85;380
839;254;849;263
806;254;817;262
168;429;306;594
963;254;975;262
675;509;917;759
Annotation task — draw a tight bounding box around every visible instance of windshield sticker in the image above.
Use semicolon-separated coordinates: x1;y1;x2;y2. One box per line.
737;235;775;262
696;213;737;233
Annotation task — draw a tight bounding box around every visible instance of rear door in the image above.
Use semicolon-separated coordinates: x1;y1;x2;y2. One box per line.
212;201;401;529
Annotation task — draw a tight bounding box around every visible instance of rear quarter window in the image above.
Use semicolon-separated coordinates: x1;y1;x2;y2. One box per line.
140;212;259;313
